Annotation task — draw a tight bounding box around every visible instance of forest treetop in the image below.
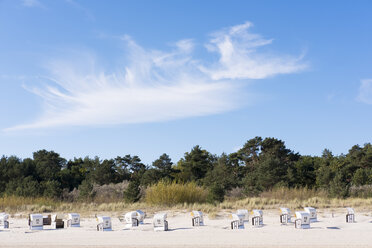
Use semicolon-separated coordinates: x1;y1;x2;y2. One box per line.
1;137;371;201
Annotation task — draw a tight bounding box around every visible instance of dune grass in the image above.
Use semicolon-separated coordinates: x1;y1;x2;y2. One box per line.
1;187;371;216
145;181;208;206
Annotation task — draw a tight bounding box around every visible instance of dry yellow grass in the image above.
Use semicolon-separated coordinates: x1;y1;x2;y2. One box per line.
1;187;371;216
145;181;208;205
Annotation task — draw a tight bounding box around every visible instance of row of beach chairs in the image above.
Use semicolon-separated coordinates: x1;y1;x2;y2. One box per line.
28;213;80;230
230;207;355;229
0;207;356;231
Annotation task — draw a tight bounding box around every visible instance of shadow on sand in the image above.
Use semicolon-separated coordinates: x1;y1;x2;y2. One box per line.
326;226;340;230
168;227;193;231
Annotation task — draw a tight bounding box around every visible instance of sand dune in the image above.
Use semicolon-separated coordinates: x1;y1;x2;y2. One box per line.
1;209;371;248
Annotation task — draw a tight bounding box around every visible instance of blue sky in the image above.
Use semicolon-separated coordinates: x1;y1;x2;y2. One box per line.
1;0;372;164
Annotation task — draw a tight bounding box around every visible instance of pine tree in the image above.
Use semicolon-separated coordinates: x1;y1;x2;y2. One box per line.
123;180;141;203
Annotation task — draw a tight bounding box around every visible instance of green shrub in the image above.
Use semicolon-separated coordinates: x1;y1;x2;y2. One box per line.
42;180;62;199
207;183;225;203
5;177;40;197
329;172;349;198
78;179;95;199
352;168;369;186
145;181;208;205
123;180;141;203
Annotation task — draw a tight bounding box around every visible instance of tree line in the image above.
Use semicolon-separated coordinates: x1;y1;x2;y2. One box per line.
0;137;371;202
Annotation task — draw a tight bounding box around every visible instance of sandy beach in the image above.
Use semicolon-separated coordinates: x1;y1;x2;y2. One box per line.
1;209;372;248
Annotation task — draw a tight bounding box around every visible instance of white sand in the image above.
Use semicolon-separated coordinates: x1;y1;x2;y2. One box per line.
1;209;372;248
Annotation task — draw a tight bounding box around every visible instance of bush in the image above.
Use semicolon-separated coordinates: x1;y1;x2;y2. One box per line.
123;180;141;203
5;177;40;197
349;185;372;198
78;180;95;199
42;180;62;199
145;181;208;205
94;181;129;203
207;183;225;203
352;168;369;186
225;187;245;199
329;172;349;198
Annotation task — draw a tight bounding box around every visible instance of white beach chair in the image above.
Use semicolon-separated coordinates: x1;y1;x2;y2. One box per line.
230;213;244;229
295;211;310;229
251;209;263;226
0;213;9;229
96;216;112;231
236;209;249;221
66;213;80;227
136;210;146;224
279;207;292;224
29;214;43;230
153;213;168;231
51;214;65;229
304;207;317;222
125;211;139;228
346;207;355;223
191;210;204;226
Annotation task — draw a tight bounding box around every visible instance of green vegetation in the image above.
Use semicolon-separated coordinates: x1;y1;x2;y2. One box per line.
0;137;371;206
123;180;141;203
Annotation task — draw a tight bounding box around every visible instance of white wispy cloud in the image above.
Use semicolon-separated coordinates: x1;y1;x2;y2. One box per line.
357;79;372;104
64;0;94;21
5;22;306;131
22;0;45;8
200;21;307;80
5;37;241;131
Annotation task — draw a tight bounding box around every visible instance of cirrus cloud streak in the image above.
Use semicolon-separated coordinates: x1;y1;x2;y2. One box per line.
357;79;372;104
5;22;306;132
